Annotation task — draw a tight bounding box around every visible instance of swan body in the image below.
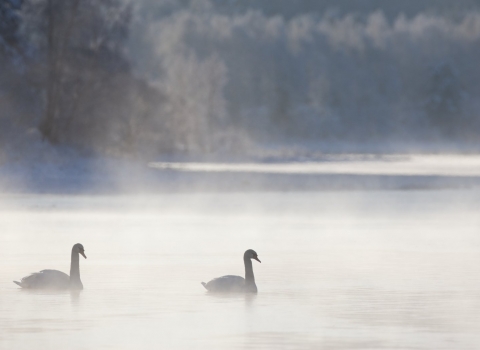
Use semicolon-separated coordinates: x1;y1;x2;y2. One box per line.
14;243;87;290
14;270;70;289
202;249;261;293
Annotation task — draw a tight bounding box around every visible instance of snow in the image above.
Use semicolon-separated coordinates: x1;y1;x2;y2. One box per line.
2;143;480;194
149;155;480;177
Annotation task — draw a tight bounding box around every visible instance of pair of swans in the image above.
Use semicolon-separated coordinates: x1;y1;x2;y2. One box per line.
14;244;261;293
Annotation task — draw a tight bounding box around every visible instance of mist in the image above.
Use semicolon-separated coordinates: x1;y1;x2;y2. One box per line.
2;190;480;349
2;2;480;349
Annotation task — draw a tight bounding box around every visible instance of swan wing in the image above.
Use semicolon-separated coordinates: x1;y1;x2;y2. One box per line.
203;275;245;292
15;270;70;289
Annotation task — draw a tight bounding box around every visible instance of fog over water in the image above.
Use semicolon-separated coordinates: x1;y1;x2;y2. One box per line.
1;190;480;349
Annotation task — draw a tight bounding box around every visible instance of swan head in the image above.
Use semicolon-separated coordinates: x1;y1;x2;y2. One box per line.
73;243;87;259
245;249;261;263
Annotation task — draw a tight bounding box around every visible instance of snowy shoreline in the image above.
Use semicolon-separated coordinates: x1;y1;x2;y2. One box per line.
2;154;480;194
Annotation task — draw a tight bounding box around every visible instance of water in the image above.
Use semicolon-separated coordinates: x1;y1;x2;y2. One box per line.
1;190;480;349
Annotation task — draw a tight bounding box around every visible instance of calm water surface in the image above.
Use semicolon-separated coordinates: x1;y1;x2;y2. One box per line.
1;190;480;349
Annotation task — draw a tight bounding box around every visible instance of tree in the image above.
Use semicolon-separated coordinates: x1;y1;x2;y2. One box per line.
0;0;23;59
163;52;228;153
22;0;134;147
424;62;464;137
0;0;28;150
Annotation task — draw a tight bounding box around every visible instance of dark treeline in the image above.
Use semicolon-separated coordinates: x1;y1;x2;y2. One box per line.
1;0;165;156
2;0;480;158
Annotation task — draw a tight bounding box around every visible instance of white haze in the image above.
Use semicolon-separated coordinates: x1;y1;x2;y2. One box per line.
1;190;480;349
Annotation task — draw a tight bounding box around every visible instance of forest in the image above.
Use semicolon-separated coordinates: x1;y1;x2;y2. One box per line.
2;0;480;158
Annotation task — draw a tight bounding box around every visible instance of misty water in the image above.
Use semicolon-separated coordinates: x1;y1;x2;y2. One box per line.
1;190;480;349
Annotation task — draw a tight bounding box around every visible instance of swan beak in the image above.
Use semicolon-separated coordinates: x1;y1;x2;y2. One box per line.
80;251;87;259
253;256;261;263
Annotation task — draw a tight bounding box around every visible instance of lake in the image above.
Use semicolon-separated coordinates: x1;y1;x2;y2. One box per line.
1;190;480;349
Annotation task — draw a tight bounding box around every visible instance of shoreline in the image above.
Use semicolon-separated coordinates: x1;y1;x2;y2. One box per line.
2;154;480;194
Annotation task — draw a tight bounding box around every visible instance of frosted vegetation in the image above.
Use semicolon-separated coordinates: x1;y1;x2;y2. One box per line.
2;0;480;159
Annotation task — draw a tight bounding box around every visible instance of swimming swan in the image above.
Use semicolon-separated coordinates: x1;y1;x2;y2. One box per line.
14;243;87;290
202;249;261;293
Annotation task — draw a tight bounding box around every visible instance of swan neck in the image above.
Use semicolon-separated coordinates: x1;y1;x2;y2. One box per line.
244;257;255;283
70;250;80;282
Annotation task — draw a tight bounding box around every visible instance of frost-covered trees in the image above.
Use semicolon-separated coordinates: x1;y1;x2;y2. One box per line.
163;53;228;153
138;5;480;147
3;0;480;155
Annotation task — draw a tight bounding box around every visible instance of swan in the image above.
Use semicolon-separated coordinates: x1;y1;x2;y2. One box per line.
13;243;87;290
202;249;261;293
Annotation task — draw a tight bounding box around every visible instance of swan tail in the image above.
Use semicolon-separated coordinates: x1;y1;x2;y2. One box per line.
13;281;23;288
201;282;208;290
